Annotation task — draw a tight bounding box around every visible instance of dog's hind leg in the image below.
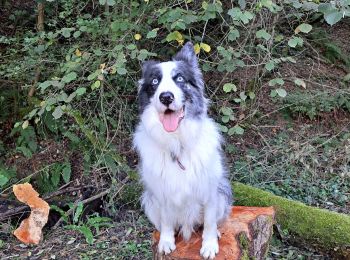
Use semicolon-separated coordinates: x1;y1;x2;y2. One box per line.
141;191;161;230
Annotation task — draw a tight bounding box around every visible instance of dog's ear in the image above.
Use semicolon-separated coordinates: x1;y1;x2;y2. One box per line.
141;60;158;76
173;42;198;67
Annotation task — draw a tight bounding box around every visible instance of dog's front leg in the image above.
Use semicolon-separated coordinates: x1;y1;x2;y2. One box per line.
200;203;219;259
158;209;176;254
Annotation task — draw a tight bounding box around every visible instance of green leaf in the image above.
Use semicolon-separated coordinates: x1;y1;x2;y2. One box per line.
248;91;256;99
16;146;32;158
107;0;115;6
228;28;240;41
52;106;63;119
87;71;99;81
0;174;9;187
61;28;74;38
117;67;127;75
221;107;233;116
343;73;350;82
66;225;94;245
62;163;71;183
221;115;230;123
91;80;101;90
99;0;106;4
288;37;303;48
219;124;228;133
51;170;61;187
295;23;312;34
239;91;247;101
62;72;77;83
39;81;52;91
73;31;81;38
146;29;158;39
276;88;287;97
256;29;271;40
324;11;343;26
75;87;86;96
228;125;244;135
268;78;284;86
265;61;275;71
270;89;277;97
73;202;84;224
223;83;237;93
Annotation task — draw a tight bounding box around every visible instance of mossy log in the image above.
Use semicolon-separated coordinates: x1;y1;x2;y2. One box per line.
152;206;275;260
233;182;350;255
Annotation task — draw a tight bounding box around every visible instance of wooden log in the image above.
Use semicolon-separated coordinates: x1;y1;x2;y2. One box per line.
152;206;275;260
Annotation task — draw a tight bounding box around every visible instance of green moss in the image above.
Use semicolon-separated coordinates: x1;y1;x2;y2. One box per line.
238;233;250;260
233;182;350;251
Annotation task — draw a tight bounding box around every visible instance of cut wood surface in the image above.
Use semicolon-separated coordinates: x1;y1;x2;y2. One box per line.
152;206;275;260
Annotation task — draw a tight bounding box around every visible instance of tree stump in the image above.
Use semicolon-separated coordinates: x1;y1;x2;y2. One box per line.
152;206;275;260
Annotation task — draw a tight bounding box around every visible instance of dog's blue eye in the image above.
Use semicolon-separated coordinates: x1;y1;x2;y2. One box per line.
152;78;158;85
176;76;184;82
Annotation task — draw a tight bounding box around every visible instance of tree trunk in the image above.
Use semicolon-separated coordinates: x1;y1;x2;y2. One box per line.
152;206;275;260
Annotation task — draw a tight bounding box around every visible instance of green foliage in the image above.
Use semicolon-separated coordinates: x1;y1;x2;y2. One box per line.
282;90;350;119
37;161;72;193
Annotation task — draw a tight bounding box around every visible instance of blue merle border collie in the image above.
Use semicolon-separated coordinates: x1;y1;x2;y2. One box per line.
133;42;233;259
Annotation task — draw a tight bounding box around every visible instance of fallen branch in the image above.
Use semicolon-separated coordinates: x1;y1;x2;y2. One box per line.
233;182;350;256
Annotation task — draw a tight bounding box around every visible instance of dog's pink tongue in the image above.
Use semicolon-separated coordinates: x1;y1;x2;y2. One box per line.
160;112;180;132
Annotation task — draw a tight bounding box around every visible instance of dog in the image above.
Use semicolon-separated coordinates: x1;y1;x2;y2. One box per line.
133;42;233;259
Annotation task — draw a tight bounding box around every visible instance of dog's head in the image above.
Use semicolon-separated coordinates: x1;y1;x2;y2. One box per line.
138;42;207;133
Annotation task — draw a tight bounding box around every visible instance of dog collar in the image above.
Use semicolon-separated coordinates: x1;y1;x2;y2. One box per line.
171;152;186;171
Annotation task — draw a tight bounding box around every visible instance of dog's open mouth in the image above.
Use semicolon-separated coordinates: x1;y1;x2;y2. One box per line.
159;107;185;132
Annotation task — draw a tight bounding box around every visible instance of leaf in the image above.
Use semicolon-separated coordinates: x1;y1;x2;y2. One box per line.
16;146;32;158
343;73;350;82
51;170;61;187
73;202;84;224
294;78;306;88
248;91;256;99
228;125;244;135
146;29;158;39
117;67;127;75
269;78;284;86
107;0;115;6
228;28;240;41
256;29;271;40
91;80;101;90
295;23;312;34
0;174;9;187
219;124;228;133
62;72;77;83
288;37;303;48
39;81;52;91
75;49;82;57
324;11;343;26
22;120;29;129
166;31;183;43
221;107;233;116
194;43;200;54
239;91;247;101
75;87;86;96
200;43;211;53
67;225;94;245
99;0;106;4
276;88;287;97
134;33;142;40
52;106;63;119
221;115;230;123
265;61;275;71
223;83;237;93
62;163;71;183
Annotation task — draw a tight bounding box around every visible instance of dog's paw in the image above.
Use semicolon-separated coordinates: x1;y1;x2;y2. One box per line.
158;237;176;254
200;238;219;259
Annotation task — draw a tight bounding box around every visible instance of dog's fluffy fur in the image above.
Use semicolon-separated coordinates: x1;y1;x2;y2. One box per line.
133;42;232;259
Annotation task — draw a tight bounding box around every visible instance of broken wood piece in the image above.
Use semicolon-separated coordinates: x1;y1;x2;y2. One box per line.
13;183;50;244
152;206;275;260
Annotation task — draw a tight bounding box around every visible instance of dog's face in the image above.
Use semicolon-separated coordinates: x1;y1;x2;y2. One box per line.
138;42;207;132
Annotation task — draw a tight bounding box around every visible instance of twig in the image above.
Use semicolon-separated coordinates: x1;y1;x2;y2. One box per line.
52;188;111;230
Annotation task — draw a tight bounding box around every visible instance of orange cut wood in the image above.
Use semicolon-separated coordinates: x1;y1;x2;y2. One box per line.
152;206;275;260
13;183;50;244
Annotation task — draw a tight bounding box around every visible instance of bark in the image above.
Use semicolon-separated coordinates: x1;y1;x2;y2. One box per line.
152;206;275;260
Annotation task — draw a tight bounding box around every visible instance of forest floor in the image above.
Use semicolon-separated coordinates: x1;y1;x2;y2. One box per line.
1;16;350;260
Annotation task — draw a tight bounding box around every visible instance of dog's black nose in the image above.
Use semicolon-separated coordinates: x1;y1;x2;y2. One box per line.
159;92;174;106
